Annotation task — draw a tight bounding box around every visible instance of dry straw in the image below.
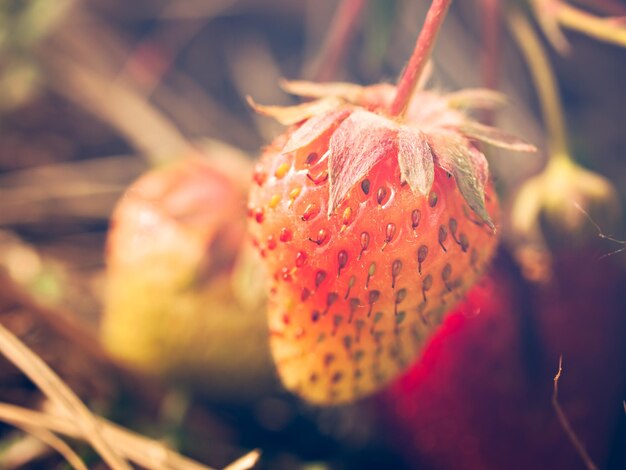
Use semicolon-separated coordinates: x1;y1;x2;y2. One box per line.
0;323;260;470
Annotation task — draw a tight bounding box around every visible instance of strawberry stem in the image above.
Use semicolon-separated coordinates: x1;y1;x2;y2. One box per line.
307;0;367;81
390;0;452;117
508;7;570;161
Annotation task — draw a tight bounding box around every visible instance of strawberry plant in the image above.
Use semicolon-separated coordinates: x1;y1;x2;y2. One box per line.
507;4;622;279
247;0;534;404
2;1;625;468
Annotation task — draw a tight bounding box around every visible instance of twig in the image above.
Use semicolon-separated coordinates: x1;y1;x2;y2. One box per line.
221;449;262;470
0;269;113;365
0;402;216;470
573;202;626;259
0;328;260;470
0;324;132;470
13;424;88;470
552;355;599;470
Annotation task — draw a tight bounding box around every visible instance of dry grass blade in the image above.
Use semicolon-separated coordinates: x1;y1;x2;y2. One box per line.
556;2;626;48
530;0;571;54
101;419;216;470
0;434;49;469
0;402;223;470
0;155;144;224
573;202;626;259
0;327;258;470
0;155;144;187
552;355;599;470
0;324;132;470
44;48;192;167
13;424;88;470
221;449;261;470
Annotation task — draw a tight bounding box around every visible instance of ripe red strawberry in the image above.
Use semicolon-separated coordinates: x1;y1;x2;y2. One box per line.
377;268;529;469
378;252;626;469
247;82;534;404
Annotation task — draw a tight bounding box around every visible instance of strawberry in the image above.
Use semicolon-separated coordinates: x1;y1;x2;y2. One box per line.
101;148;275;399
247;82;534;403
378;252;626;470
377;266;532;469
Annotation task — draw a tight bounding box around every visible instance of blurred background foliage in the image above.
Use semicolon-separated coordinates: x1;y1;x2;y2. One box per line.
0;0;625;469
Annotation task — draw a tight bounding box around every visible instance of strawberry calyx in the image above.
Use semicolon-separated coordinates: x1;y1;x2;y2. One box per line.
248;80;535;230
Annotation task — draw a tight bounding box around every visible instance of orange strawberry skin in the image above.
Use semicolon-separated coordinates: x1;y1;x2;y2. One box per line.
248;126;498;404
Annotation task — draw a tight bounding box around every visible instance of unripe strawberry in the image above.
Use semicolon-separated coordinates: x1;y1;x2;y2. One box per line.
248;81;534;404
101;148;274;399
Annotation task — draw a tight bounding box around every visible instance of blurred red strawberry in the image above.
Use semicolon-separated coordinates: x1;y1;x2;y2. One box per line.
378;251;626;470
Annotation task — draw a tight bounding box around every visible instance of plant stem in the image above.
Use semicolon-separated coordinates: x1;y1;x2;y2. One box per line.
390;0;452;117
307;0;367;81
556;2;626;48
552;356;599;470
508;7;570;161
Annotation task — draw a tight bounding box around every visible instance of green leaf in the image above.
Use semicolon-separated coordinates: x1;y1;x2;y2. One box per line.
247;96;343;125
429;131;494;230
461;121;537;152
445;88;507;110
280;79;364;101
283;108;351;155
328;110;396;215
397;125;434;196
